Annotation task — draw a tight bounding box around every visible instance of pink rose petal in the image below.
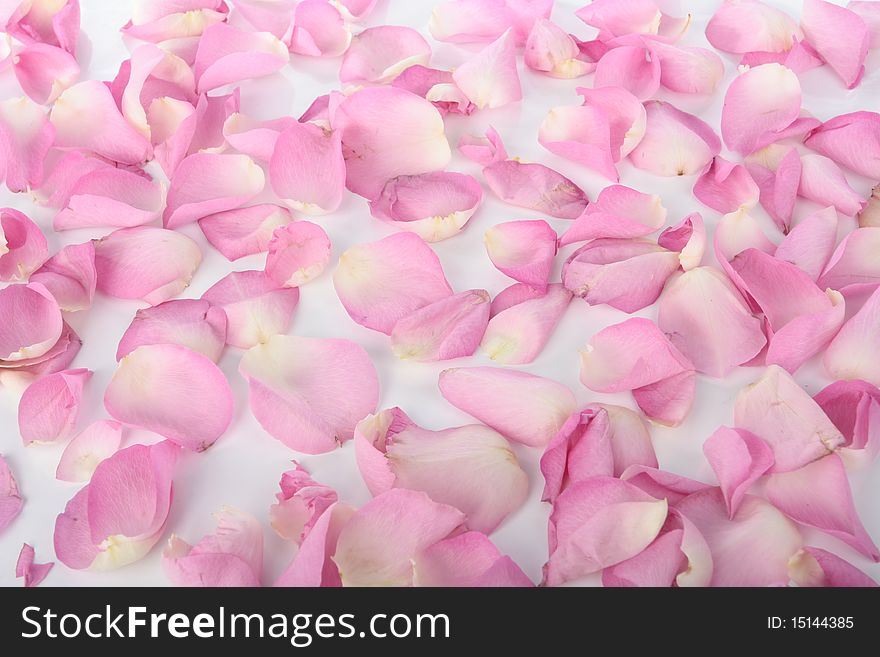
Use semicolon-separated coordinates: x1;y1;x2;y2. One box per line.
12;42;79;104
222;112;295;162
659;212;706;271
594;43;660;101
805;111;880;179
747;147;801;233
693;156;760;213
538;105;617;181
0;208;47;282
0;281;62;362
703;426;774;518
789;546;878;587
484;219;556;290
824;285;880;385
429;0;552;46
0;97;55;193
288;0;351;58
621;465;711;505
801;0;869;88
814;379;880;452
452;29;521;110
706;0;802;53
15;543;53;587
265;221;331;288
629;101;721;176
0;455;23;533
116;298;227;362
340;25;431;84
56;420;123;483
199;204;293;261
798;154;865;217
766;289;846;374
524;18;593;78
413;531;532;586
194;23;288;93
650;39;724;95
274;502;354;587
6;0;79;54
53;167;164;231
482;159;588;219
560;185;666;246
818;227;880;293
270;462;337;544
577;85;647;160
775;206;838;281
18;368;91;445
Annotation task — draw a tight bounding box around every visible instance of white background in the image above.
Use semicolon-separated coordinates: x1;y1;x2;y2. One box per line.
1;0;878;586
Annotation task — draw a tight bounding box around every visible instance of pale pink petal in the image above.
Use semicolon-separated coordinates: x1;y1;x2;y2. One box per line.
333;86;450;199
53;167;164;231
439;366;576;448
860;185;880;227
560;185;666;246
336;0;378;22
481;283;571;364
194;23;288;93
15;543;53;587
270;462;337;544
850;1;880;47
804;111;880;179
621;465;710;505
221;112;294;162
703;426;774;518
56;420;123;483
12;42;79;105
483;159;588;219
0;97;55;193
706;0;802;53
798;154;865;217
747;147;801;232
334;232;452;335
789;546;878;587
163;507;263;587
164;153;264;228
29;242;94;313
575;0;666;40
767;289;846;374
354;408;528;533
451;29;521;110
413;531;532;586
563;238;680;313
524;18;594;78
823;285;880;385
269;122;344;215
274;502;354;587
576;85;647;159
801;0;869;88
601;528;685;588
116;299;226;363
94;226;201;305
544;476;669;586
484;220;556;290
766;454;878;560
6;0;80;53
594;44;660;101
123;1;227;43
739;38;824;74
0;454;24;532
50;81;151;165
458;127;507;166
538;105;616;181
340;25;430;84
818;227;880;292
659;212;706;271
105;344;233;452
234;0;296;36
289;0;351;58
0;208;47;282
628;100;720;176
658;266;766;377
814;379;880;452
201;270;299;349
676;488;802;586
390;290;490;362
429;0;552;46
775;207;838;281
391;65;473;116
199;204;292;261
54;441;179;571
239;335;379;454
264;221;331;289
693;156;760;213
18;368;90;445
0;281;62;363
650;40;724;94
632;369;698;427
0;322;81;383
734;365;845;472
332;489;465;586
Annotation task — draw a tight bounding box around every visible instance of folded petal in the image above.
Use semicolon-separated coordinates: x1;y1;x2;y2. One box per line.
775;207;838;281
18;368;90;445
805;111;880;179
452;29;521;109
274;502;354;587
560;185;666;246
798;154;865;217
484;220;556;290
6;0;80;53
116;299;226;363
575;0;670;40
658;266;766;377
818;227;880;292
334;232;452;334
629;100;720;176
823;285;880;385
789;546;878;587
199;204;292;261
439;366;576;447
123;1;227;43
221;112;293;162
814;379;880;452
734;365;844;472
268;122;344;215
15;543;53;587
0;455;24;532
194;23;288;93
0;321;81;382
481;283;571;364
56;420;123;483
105;344;233;451
458;126;507;165
766;289;845;374
429;0;552;46
12;42;79;105
594;44;660;101
693;156;760;213
288;0;351;57
0;208;47;282
201;270;299;349
265;221;331;288
53;167;164;230
576;85;647;159
240;335;379;454
766;454;878;560
412;531;532;586
622;467;709;520
703;427;774;518
94;227;201;306
270;463;337;544
0;97;55;193
801;0;869;88
538;105;616;181
658;212;706;271
706;0;802;53
340;25;430;84
483;159;588;218
540;407;614;502
747;147;801;232
524;18;594;78
0;281;62;362
632;369;697;427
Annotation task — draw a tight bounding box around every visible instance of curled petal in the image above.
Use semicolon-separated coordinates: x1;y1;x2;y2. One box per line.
734;365;844;472
577;86;647;160
12;43;79;104
706;0;803;53
15;544;53;587
693;156;760;213
658;266;766;377
659;212;706;271
438;366;577;447
621;465;711;505
818;227;880;292
391;65;472;116
538;105;616;181
199;204;292;261
340;25;431;84
594;44;660;101
413;531;532;586
94;227;202;306
270;463;337;544
481;283;571;364
805;111;880;179
767;289;845;374
53;167;164;231
390;290;490;362
164;153;265;228
766;454;879;560
117;299;227;362
202;270;299;349
333;86;450;199
334;232;452;335
274;502;354;587
0;455;23;532
123;2;227;43
824;286;880;385
194;23;288;93
222;113;295;162
632;369;697;427
482;160;588;219
452;29;521;109
429;0;552;46
560;185;666;245
18;368;91;445
775;207;838;281
289;0;351;58
747;147;801;232
789;546;878;587
56;420;123;483
354;408;528;534
563;238;680;313
540;407;615;502
524;18;593;78
0;321;81;382
265;221;331;288
6;0;80;53
0;208;48;282
240;335;379;454
484;220;556;290
163;508;263;587
814;379;880;452
703;427;774;518
629;101;720;176
0;282;62;362
601;529;685;588
798;154;865;217
801;0;869;88
0;97;55;193
651;40;724;95
105;344;233;452
269;122;345;215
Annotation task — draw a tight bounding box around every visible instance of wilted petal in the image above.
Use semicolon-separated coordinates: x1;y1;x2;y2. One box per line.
270;462;337;544
659;212;706;271
354;408;528;533
334;232;452;334
340;25;430;84
56;420;123;483
289;0;351;57
483;160;588;219
766;454;878;560
563;238;680;313
801;0;869;88
0;208;47;282
814;379;880;452
429;0;552;46
481;283;571;364
18;368;90;445
775;207;838;281
199;204;292;261
194;23;288;93
265;221;331;288
629;101;720;176
560;185;666;246
439;366;576;448
452;29;521;109
53;167;164;231
391;290;490;361
703;427;774;518
789;546;878;587
524;18;593;78
805;111;880;179
734;365;844;472
693;156;760;213
269;122;344;215
202;270;299;350
818;227;880;292
538;105;616;181
594;44;660;101
0;282;62;362
706;0;802;53
116;299;226;362
240;335;379;454
651;40;724;94
15;543;53;587
105;344;233;451
484;220;556;290
798;154;865;217
0;97;55;193
94;227;201;306
658;266;766;377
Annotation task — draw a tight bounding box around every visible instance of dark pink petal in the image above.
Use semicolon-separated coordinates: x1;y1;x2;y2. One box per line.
775;206;838;281
56;420;123;483
789;546;878;587
15;544;53;587
340;25;431;84
18;368;91;445
0;455;23;533
629;100;720;176
560;184;665;246
429;0;552;46
413;531;533;586
801;0;869;88
693;156;760;213
798;154;865;217
814;379;880;452
703;427;774;518
0;97;55;193
270;462;337;544
199;204;292;261
706;0;802;53
117;299;227;362
485;220;556;290
194;23;288;93
766;454;879;560
0;208;47;282
265;221;331;288
482;159;588;219
270;121;345;215
53;167;164;230
818;227;880;293
540;407;613;502
804;111;880;179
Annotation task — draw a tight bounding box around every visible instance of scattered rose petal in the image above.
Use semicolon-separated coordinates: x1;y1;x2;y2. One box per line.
629;101;721;176
0;455;23;533
703;427;774;518
452;29;522;110
270;463;337;544
801;0;869;88
775;206;838;281
814;379;880;452
706;0;803;53
560;185;666;246
15;544;53;587
524;18;594;78
429;0;552;46
194;23;289;93
56;420;124;483
265;221;331;288
693;156;760;213
798;154;865;217
484;219;557;290
0;208;47;282
18;368;91;445
116;299;227;362
483;159;588;219
340;25;431;84
53;167;164;231
0;96;55;193
805;111;880;179
413;531;532;586
199;204;293;261
789;546;878;587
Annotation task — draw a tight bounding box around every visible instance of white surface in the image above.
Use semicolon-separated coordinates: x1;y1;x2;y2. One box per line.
1;0;879;586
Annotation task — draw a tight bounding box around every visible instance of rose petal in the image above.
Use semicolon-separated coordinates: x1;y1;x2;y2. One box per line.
274;502;355;587
413;531;533;586
775;206;838;281
484;220;556;290
659;212;706;271
482;159;588;219
805;111;880;179
116;299;227;362
789;546;878;587
747;147;801;232
199;204;293;261
818;227;880;293
265;221;331;288
801;0;869;88
194;23;288;93
706;0;803;53
703;427;774;518
560;185;666;246
538;105;616;181
12;42;79;104
824;285;880;385
289;0;351;58
269;122;345;215
628;100;720;176
452;29;521;109
693;156;760;213
524;18;593;78
0;208;48;282
0;97;55;193
0;455;24;532
594;44;660;101
18;368;91;445
814;379;880;452
0;281;63;367
540;407;614;502
56;420;123;483
270;462;337;544
767;289;846;374
6;0;79;54
798;154;865;217
651;40;724;94
429;0;552;46
340;25;431;84
621;465;711;505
